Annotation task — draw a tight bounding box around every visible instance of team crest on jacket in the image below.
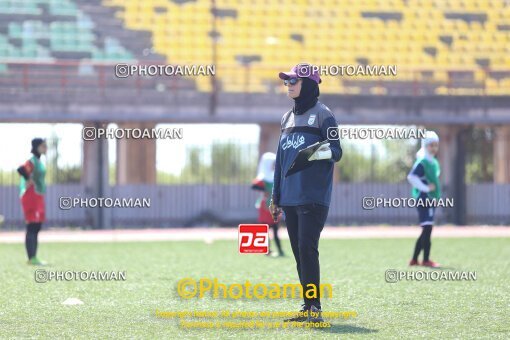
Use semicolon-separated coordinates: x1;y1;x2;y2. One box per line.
308;114;316;125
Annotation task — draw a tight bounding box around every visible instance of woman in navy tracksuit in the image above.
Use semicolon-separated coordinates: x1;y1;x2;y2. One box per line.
270;63;342;322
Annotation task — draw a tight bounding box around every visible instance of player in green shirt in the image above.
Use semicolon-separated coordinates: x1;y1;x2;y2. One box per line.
407;131;441;268
251;152;284;257
17;138;47;266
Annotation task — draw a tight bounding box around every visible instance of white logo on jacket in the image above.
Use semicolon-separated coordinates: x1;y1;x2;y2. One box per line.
308;114;316;125
282;134;305;150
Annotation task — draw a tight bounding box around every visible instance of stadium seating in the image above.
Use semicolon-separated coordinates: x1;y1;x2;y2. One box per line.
0;0;508;95
0;0;134;60
102;0;510;94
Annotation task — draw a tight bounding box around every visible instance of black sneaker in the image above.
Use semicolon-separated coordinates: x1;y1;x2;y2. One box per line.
307;305;324;323
284;304;310;322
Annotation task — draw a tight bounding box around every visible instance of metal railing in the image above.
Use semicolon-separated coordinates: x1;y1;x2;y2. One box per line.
0;60;508;96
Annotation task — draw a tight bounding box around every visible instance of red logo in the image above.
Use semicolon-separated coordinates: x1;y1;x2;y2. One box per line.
238;224;269;254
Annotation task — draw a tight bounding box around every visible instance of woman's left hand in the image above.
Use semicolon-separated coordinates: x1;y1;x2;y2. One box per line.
308;143;332;161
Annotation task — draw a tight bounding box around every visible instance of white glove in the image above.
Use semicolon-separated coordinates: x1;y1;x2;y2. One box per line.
308;143;332;161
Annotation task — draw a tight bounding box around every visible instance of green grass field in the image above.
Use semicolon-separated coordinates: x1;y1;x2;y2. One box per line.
0;237;509;339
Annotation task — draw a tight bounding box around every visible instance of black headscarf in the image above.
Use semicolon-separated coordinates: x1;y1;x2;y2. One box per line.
31;138;45;158
293;77;320;115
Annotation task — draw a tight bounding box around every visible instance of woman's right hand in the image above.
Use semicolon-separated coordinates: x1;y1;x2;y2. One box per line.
270;200;281;221
428;183;436;192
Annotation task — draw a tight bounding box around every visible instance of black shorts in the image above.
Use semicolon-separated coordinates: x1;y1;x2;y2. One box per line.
417;206;435;226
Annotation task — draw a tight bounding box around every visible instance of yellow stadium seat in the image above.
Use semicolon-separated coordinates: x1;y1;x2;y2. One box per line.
101;0;510;93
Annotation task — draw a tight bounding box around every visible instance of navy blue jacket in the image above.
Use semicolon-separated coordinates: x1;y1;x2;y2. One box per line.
272;101;342;207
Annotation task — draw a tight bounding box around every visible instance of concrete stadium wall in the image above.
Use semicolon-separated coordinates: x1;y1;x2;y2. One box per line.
1;184;509;228
2;94;510;124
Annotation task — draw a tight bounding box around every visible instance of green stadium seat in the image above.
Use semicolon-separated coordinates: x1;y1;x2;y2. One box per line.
48;0;78;16
0;1;134;61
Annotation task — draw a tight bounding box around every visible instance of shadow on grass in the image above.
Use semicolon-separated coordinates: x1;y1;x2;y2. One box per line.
316;323;378;334
408;265;455;270
428;266;455;270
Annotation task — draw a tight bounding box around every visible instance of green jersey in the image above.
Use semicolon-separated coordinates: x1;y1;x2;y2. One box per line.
254;180;274;209
411;156;441;199
19;156;46;196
